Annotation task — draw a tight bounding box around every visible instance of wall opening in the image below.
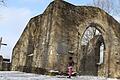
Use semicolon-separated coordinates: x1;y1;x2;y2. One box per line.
80;25;105;76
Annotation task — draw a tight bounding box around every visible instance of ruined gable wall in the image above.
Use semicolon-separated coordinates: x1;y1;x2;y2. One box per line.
11;1;59;73
54;1;120;77
11;0;120;77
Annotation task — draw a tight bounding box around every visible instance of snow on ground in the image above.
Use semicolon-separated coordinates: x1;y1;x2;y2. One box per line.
0;71;119;80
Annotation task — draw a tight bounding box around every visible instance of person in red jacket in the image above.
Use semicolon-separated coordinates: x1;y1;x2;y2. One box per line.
67;57;74;78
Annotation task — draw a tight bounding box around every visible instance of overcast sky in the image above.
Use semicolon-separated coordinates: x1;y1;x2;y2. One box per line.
0;0;119;59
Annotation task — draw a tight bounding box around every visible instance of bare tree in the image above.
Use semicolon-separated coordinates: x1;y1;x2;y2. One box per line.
92;0;113;13
92;0;120;16
0;0;5;6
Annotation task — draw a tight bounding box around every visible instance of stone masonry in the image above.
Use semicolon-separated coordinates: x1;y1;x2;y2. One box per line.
11;0;120;78
0;55;10;71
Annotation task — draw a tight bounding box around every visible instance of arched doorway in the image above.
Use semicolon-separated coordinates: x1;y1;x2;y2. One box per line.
80;25;105;76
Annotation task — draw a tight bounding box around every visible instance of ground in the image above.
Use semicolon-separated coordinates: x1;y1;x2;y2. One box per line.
0;71;118;80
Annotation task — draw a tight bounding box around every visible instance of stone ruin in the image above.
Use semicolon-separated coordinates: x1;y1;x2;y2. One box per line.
11;0;120;78
0;55;10;71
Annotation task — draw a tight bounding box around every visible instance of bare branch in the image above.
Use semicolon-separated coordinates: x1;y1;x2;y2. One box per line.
91;0;120;21
92;0;113;13
0;0;5;6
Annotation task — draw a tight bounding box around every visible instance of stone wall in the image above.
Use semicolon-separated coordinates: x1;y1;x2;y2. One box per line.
0;56;3;70
0;55;10;71
11;0;120;78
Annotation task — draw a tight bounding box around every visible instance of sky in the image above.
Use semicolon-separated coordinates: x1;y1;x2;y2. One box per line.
0;0;120;59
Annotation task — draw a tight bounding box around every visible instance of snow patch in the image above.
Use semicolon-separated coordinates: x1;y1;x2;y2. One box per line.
0;71;118;80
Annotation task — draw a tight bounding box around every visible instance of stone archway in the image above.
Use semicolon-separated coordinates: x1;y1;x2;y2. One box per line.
80;25;105;76
76;20;119;77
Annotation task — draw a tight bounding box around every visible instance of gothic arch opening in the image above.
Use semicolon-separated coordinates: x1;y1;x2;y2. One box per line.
80;25;105;76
